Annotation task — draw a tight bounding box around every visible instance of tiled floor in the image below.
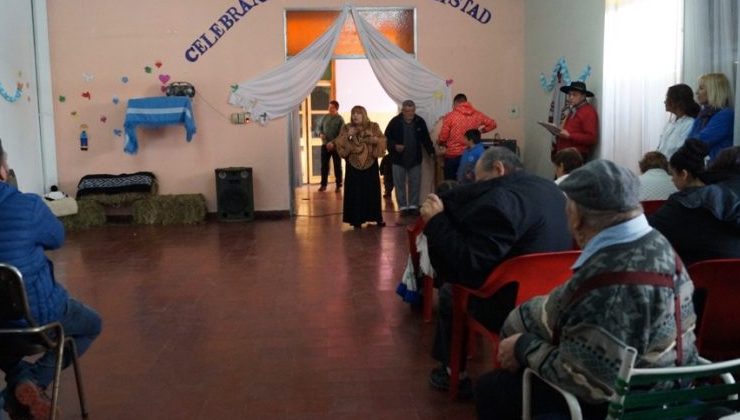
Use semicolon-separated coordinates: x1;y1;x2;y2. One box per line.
41;187;488;419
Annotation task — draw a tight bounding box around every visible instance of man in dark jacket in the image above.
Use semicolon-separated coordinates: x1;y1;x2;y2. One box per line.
384;100;434;216
0;139;102;419
420;147;572;396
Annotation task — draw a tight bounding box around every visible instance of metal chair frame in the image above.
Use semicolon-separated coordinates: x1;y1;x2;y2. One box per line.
0;263;88;419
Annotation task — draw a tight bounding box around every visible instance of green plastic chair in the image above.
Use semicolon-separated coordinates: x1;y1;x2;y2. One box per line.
608;347;740;419
523;347;740;420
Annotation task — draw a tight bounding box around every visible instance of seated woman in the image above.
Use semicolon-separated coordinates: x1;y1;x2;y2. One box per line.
551;147;583;184
687;73;735;161
638;151;676;201
334;105;386;228
648;140;740;265
656;83;700;159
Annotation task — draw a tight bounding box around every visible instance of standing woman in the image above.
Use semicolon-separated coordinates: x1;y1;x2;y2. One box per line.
688;73;735;161
335;105;387;228
656;84;700;158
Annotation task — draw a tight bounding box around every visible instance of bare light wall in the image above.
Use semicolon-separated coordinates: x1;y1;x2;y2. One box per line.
47;0;525;212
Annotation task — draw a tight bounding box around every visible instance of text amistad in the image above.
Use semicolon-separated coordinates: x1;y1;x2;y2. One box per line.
434;0;492;24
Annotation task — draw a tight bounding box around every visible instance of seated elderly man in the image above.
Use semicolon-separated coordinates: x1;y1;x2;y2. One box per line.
475;160;698;419
420;147;572;396
0;139;102;419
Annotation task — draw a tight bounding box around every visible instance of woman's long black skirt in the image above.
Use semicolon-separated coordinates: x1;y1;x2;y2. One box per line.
342;161;383;227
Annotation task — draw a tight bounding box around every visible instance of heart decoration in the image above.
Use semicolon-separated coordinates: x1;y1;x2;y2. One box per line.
445;79;454;87
121;76;129;83
230;84;239;92
100;115;107;123
71;111;77;116
59;95;66;103
144;66;152;74
81;91;91;100
112;96;119;105
82;72;94;82
160;86;167;93
113;129;123;137
158;74;171;84
155;61;163;68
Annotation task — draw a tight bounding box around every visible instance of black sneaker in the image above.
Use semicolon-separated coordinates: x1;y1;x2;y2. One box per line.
318;185;327;192
428;365;473;399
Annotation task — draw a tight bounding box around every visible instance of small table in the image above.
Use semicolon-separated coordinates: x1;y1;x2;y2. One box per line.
123;96;197;154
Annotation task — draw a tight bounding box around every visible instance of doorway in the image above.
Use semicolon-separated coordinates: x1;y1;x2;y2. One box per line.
286;8;416;215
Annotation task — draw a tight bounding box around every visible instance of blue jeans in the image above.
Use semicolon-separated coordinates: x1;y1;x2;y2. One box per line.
2;298;102;389
392;164;422;210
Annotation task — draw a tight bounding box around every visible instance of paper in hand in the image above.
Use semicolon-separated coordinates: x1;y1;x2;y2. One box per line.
538;121;562;136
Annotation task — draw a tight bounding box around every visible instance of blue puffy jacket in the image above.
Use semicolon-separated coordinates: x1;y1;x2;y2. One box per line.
0;183;68;325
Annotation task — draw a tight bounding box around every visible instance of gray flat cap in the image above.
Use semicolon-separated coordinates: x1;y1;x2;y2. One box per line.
559;159;640;212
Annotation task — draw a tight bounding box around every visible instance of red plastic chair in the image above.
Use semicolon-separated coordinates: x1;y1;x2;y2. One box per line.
448;250;581;399
687;258;740;361
407;218;435;323
641;200;666;216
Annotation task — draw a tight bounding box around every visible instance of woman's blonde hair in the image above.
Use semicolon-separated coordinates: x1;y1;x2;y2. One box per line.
699;73;733;108
350;105;372;129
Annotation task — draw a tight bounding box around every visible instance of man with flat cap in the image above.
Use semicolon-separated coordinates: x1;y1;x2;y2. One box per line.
555;81;599;160
474;160;698;420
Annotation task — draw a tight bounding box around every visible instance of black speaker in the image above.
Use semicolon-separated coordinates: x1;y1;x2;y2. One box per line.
215;167;254;221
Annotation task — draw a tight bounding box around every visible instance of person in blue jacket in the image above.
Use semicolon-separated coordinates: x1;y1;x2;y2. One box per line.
456;129;486;185
0;139;102;419
688;73;735;161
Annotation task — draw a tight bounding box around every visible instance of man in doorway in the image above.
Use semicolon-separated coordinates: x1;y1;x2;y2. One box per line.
384;100;435;216
555;81;599;160
318;100;345;192
438;93;497;180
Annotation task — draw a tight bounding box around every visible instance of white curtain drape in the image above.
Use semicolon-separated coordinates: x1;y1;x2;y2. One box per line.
229;6;451;127
350;8;451;126
228;8;349;124
601;0;683;170
683;0;740;146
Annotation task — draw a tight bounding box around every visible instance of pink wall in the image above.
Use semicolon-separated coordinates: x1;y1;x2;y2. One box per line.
47;0;524;212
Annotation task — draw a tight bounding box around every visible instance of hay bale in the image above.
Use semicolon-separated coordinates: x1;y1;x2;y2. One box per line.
60;200;106;230
79;192;153;207
132;194;206;225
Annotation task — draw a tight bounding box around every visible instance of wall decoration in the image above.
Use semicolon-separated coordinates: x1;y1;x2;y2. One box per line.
158;74;171;84
539;57;592;93
71;111;77;116
433;0;491;24
81;91;91;100
144;66;152;74
100;115;107;123
80;124;89;151
155;60;163;68
121;76;129;83
112;95;120;105
82;72;94;82
59;95;66;102
113;129;123;137
0;82;23;103
184;0;272;62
